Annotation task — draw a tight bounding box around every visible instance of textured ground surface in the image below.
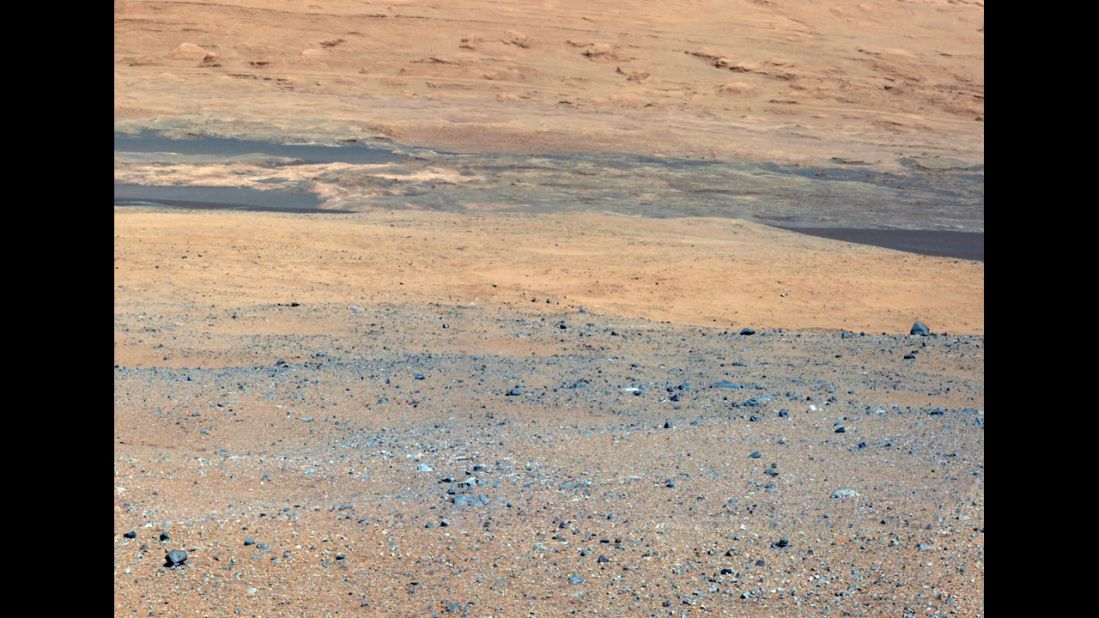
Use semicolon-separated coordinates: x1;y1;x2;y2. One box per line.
114;1;984;615
114;208;984;616
114;298;983;617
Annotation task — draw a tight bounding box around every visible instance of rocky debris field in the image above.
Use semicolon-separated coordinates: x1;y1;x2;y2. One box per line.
114;301;984;616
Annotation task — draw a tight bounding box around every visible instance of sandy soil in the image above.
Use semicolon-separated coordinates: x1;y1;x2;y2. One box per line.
114;2;984;614
115;209;982;343
115;0;983;167
115;266;984;617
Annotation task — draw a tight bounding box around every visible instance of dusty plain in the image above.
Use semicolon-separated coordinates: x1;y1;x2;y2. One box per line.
115;1;983;616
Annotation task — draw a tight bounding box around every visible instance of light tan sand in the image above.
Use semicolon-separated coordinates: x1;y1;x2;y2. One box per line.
115;208;983;353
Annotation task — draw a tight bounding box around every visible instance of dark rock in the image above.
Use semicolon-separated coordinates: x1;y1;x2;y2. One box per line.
164;549;188;568
159;532;170;542
739;328;756;335
771;535;789;549
506;386;523;396
244;537;255;546
748;451;761;459
597;555;610;564
911;321;930;336
123;530;137;539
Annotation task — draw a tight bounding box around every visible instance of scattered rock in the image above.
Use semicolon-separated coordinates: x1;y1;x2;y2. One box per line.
831;488;860;499
910;321;930;336
164;549;188;568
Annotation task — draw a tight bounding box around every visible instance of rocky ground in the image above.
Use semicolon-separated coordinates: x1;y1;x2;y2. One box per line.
115;289;983;616
114;2;984;614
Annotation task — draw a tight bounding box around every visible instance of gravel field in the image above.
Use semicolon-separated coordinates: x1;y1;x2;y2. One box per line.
115;301;983;616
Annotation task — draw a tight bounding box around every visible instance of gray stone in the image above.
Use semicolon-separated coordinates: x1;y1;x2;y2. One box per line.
165;549;188;567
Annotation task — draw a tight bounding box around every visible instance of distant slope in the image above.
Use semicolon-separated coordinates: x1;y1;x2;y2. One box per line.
114;0;983;166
